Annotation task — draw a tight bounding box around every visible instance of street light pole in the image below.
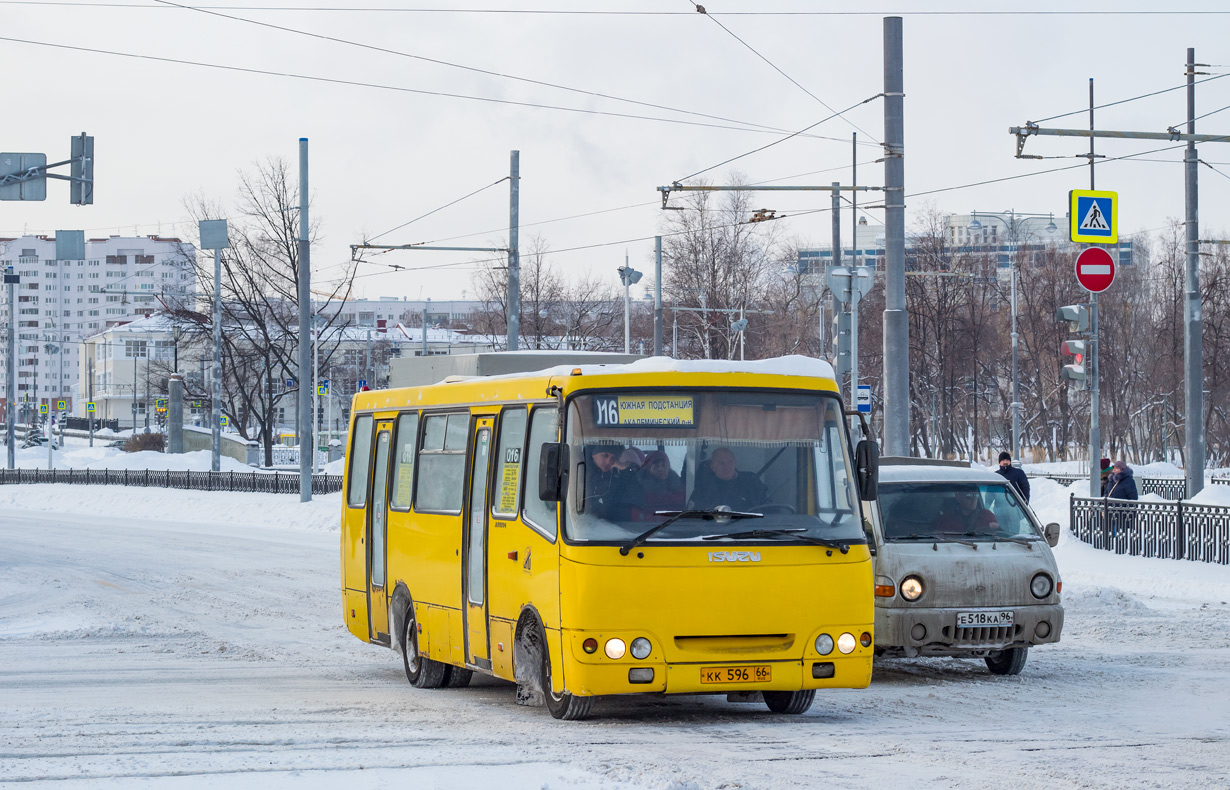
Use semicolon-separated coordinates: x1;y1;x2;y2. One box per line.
968;210;1056;461
618;260;642;355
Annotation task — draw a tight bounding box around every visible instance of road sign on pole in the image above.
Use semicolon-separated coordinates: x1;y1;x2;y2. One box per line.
86;402;96;413
857;385;872;414
1069;189;1118;244
1075;247;1116;293
56;399;66;411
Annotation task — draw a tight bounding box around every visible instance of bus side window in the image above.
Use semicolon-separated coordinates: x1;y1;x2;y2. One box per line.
492;407;528;519
522;406;559;538
347;415;375;508
390;412;419;510
416;413;467;512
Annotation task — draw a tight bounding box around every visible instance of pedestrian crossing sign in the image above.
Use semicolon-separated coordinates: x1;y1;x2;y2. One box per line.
56;399;66;411
1069;189;1118;244
39;404;48;414
86;402;96;413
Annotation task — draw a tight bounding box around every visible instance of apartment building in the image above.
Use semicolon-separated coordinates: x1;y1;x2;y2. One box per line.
0;235;196;423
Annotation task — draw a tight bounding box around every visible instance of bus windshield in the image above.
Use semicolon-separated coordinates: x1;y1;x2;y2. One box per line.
563;390;863;545
878;482;1042;542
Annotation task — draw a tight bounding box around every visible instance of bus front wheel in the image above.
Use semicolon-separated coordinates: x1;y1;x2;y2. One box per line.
523;623;594;720
402;605;449;689
763;689;815;715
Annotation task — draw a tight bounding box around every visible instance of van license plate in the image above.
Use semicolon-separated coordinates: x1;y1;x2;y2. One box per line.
957;611;1014;627
700;665;772;684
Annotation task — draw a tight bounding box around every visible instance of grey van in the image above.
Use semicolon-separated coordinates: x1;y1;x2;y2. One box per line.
868;458;1063;675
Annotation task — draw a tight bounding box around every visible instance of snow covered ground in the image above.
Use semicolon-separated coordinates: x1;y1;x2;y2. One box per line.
1;483;1228;789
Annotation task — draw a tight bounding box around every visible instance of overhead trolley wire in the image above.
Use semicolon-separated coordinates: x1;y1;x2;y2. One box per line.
366;176;509;246
685;0;879;143
1031;72;1230;125
675;95;882;184
150;0;817;140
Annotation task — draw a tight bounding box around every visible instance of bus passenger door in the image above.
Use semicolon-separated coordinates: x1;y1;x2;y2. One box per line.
367;424;393;644
463;417;494;668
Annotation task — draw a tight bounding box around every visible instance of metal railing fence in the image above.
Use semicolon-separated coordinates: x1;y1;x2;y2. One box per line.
1036;474;1187;500
0;467;344;495
1069;494;1230;565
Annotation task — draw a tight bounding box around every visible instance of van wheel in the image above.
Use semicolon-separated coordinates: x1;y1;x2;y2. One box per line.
985;647;1028;676
522;623;593;720
402;605;448;688
444;666;473;688
763;689;816;714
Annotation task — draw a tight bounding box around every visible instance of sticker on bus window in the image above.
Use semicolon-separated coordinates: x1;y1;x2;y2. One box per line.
593;395;695;427
394;462;414;504
498;447;521;513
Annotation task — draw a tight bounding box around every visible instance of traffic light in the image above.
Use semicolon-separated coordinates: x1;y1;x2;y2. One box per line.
1056;304;1089;333
1061;338;1087;387
831;309;851;379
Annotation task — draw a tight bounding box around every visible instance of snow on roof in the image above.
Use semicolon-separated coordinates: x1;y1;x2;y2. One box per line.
483;354;837;382
879;463;1005;484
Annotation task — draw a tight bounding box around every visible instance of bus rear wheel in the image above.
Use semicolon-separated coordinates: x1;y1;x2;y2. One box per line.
763;689;815;714
402;606;448;689
985;647;1028;676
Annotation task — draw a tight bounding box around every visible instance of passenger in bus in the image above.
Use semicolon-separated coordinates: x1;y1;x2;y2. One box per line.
690;447;768;512
636;450;685;515
585;446;637;521
936;489;998;534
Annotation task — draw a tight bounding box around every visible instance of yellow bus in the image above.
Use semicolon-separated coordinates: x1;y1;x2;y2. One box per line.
341;356;879;719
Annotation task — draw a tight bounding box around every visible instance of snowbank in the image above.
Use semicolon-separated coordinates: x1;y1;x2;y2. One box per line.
0;484;342;532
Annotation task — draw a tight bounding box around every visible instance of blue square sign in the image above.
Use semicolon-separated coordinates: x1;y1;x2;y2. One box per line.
1069;189;1118;244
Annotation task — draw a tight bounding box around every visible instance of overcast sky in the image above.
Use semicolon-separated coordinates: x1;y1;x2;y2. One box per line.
3;1;1228;301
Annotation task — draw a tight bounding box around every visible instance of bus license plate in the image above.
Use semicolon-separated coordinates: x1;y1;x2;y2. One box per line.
700;665;772;684
957;610;1014;627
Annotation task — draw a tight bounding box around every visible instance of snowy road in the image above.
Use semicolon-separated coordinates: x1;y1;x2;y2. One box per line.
1;487;1228;789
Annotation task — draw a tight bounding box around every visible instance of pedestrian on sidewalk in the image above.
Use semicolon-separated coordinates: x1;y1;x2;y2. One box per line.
1105;460;1138;500
996;451;1031;503
1100;457;1112;496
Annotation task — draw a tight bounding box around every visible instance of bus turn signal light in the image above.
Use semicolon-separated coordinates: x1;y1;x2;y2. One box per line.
874;584;895;597
583;638;598;654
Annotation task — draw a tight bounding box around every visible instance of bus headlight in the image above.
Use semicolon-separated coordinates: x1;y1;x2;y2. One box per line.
604;638;626;659
814;634;834;655
900;576;924;601
630;637;652;660
1030;573;1053;599
837;633;857;654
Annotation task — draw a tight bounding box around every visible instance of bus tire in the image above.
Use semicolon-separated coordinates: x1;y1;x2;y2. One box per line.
985;647;1028;676
524;623;593;720
402;605;448;689
443;666;473;688
763;689;816;715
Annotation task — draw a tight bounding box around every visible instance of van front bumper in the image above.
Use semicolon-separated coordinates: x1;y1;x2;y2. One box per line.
875;604;1063;658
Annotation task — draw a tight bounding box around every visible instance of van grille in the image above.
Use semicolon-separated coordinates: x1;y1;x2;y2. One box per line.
946;625;1020;646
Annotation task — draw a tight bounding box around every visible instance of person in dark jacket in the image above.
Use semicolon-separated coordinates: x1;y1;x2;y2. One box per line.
1099;457;1112;496
1105;460;1138;500
995;451;1031;503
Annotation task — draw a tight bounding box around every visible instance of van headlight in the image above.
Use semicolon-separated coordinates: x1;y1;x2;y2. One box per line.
900;576;924;601
1030;573;1053;599
814;634;834;655
604;638;626;659
630;637;652;660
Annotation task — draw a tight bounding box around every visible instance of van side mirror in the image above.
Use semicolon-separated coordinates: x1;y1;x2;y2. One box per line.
1044;522;1060;548
538;442;569;502
855;439;879;501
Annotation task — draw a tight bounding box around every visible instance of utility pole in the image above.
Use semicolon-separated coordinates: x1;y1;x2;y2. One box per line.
508;150;520;351
1010;49;1219;498
4;266;16;469
1088;79;1102;499
654;236;663;357
297;137;312;501
1184;48;1205;499
882;15;909;456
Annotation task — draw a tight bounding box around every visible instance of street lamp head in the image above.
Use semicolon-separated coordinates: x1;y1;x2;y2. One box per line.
968;217;983;231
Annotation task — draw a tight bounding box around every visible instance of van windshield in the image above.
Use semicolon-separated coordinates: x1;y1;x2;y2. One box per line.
878;482;1041;542
563;390;863;545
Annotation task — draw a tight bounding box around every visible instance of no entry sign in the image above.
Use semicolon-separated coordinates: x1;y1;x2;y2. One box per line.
1075;247;1116;293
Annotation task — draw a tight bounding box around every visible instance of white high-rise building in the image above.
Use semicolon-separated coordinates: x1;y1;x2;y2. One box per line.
0;234;196;420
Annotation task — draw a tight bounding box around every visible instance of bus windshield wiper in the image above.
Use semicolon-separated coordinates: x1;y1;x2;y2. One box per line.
619;509;762;556
701;528;851;554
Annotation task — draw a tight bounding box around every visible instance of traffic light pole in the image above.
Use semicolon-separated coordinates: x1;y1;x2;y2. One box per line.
1089;293;1100;497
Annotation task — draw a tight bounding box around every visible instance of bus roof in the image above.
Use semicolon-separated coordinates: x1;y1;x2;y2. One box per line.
351;354;838;415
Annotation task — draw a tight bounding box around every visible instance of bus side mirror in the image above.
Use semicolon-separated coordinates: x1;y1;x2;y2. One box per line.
1044;522;1060;547
855;439;879;501
538;442;569;502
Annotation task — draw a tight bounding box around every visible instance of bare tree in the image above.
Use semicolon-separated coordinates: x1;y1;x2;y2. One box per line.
166;157;357;466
